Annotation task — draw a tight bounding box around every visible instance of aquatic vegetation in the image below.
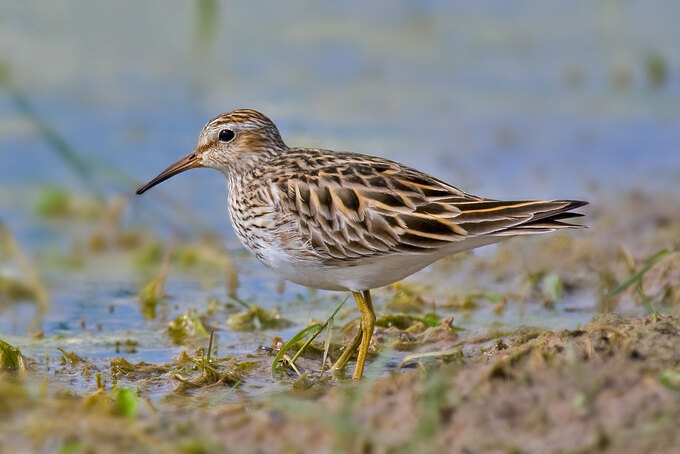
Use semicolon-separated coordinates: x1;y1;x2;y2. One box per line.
376;312;446;330
0;223;49;327
173;334;243;390
644;50;668;89
114;339;139;354
138;249;171;319
110;357;170;380
115;387;139;420
227;304;292;332
386;282;431;313
272;297;347;376
173;354;242;390
643;251;680;305
0;338;27;375
607;248;671;314
167;310;209;344
33;187;71;218
58;347;86;366
272;323;323;376
0;275;41;303
443;292;480;311
33;187;102;220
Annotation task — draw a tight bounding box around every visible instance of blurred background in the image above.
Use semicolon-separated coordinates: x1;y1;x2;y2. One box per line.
1;0;679;393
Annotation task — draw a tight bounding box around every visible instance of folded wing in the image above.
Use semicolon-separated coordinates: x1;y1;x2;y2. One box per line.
271;150;587;263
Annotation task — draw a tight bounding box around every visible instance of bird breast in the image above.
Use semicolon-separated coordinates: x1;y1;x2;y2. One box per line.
227;178;320;269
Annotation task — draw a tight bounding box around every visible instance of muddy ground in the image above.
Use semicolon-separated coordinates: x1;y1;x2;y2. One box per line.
3;314;680;453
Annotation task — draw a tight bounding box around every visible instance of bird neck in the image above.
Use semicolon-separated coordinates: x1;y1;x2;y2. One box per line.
222;145;285;190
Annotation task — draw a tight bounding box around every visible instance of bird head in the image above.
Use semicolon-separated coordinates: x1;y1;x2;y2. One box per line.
136;109;286;195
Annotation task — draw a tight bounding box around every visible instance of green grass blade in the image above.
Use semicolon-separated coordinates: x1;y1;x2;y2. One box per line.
280;296;349;373
329;295;349;319
194;0;218;49
320;315;334;376
230;296;252;310
289;323;325;365
272;323;323;376
609;249;669;296
116;387;139;420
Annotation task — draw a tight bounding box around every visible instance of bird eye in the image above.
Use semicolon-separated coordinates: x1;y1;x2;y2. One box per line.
219;129;235;143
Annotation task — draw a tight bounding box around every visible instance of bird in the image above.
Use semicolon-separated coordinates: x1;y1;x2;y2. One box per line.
136;109;587;379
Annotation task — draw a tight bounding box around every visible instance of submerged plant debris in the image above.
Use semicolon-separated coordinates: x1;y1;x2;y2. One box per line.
227;304;293;331
3;313;680;452
167;310;209;344
0;338;28;375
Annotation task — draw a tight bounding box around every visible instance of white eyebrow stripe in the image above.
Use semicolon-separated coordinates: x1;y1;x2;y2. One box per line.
206;119;263;131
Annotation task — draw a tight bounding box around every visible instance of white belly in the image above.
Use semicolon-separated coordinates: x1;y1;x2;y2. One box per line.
257;235;505;292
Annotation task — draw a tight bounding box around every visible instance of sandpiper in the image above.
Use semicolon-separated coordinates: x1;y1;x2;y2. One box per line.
136;109;587;379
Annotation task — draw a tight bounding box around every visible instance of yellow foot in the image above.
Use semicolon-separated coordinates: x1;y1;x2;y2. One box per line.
329;290;376;379
352;290;376;379
330;322;362;372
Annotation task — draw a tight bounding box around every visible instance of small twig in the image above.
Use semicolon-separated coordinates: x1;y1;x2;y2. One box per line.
398;348;464;370
230;296;251;310
207;329;215;361
173;374;200;388
320;316;334;377
282;354;302;377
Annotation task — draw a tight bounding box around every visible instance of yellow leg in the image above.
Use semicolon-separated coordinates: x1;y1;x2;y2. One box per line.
330;321;362;372
353;290;375;380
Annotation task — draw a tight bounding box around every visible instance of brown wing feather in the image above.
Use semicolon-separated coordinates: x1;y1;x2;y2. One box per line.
269;149;586;263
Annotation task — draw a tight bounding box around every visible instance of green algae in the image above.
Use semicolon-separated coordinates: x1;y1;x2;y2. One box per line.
644;50;669;89
57;347;86;367
376;314;422;330
386;282;431;313
167;310;209;344
4;307;680;454
109;357;166;375
115;387;139;420
114;339;139;354
227;305;292;332
0;223;50;325
34;187;73;218
375;313;442;330
138;261;169;319
375;312;462;339
0;338;27;375
0;275;41;302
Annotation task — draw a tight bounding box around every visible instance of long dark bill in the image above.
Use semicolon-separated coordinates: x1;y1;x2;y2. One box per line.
135;152;201;195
